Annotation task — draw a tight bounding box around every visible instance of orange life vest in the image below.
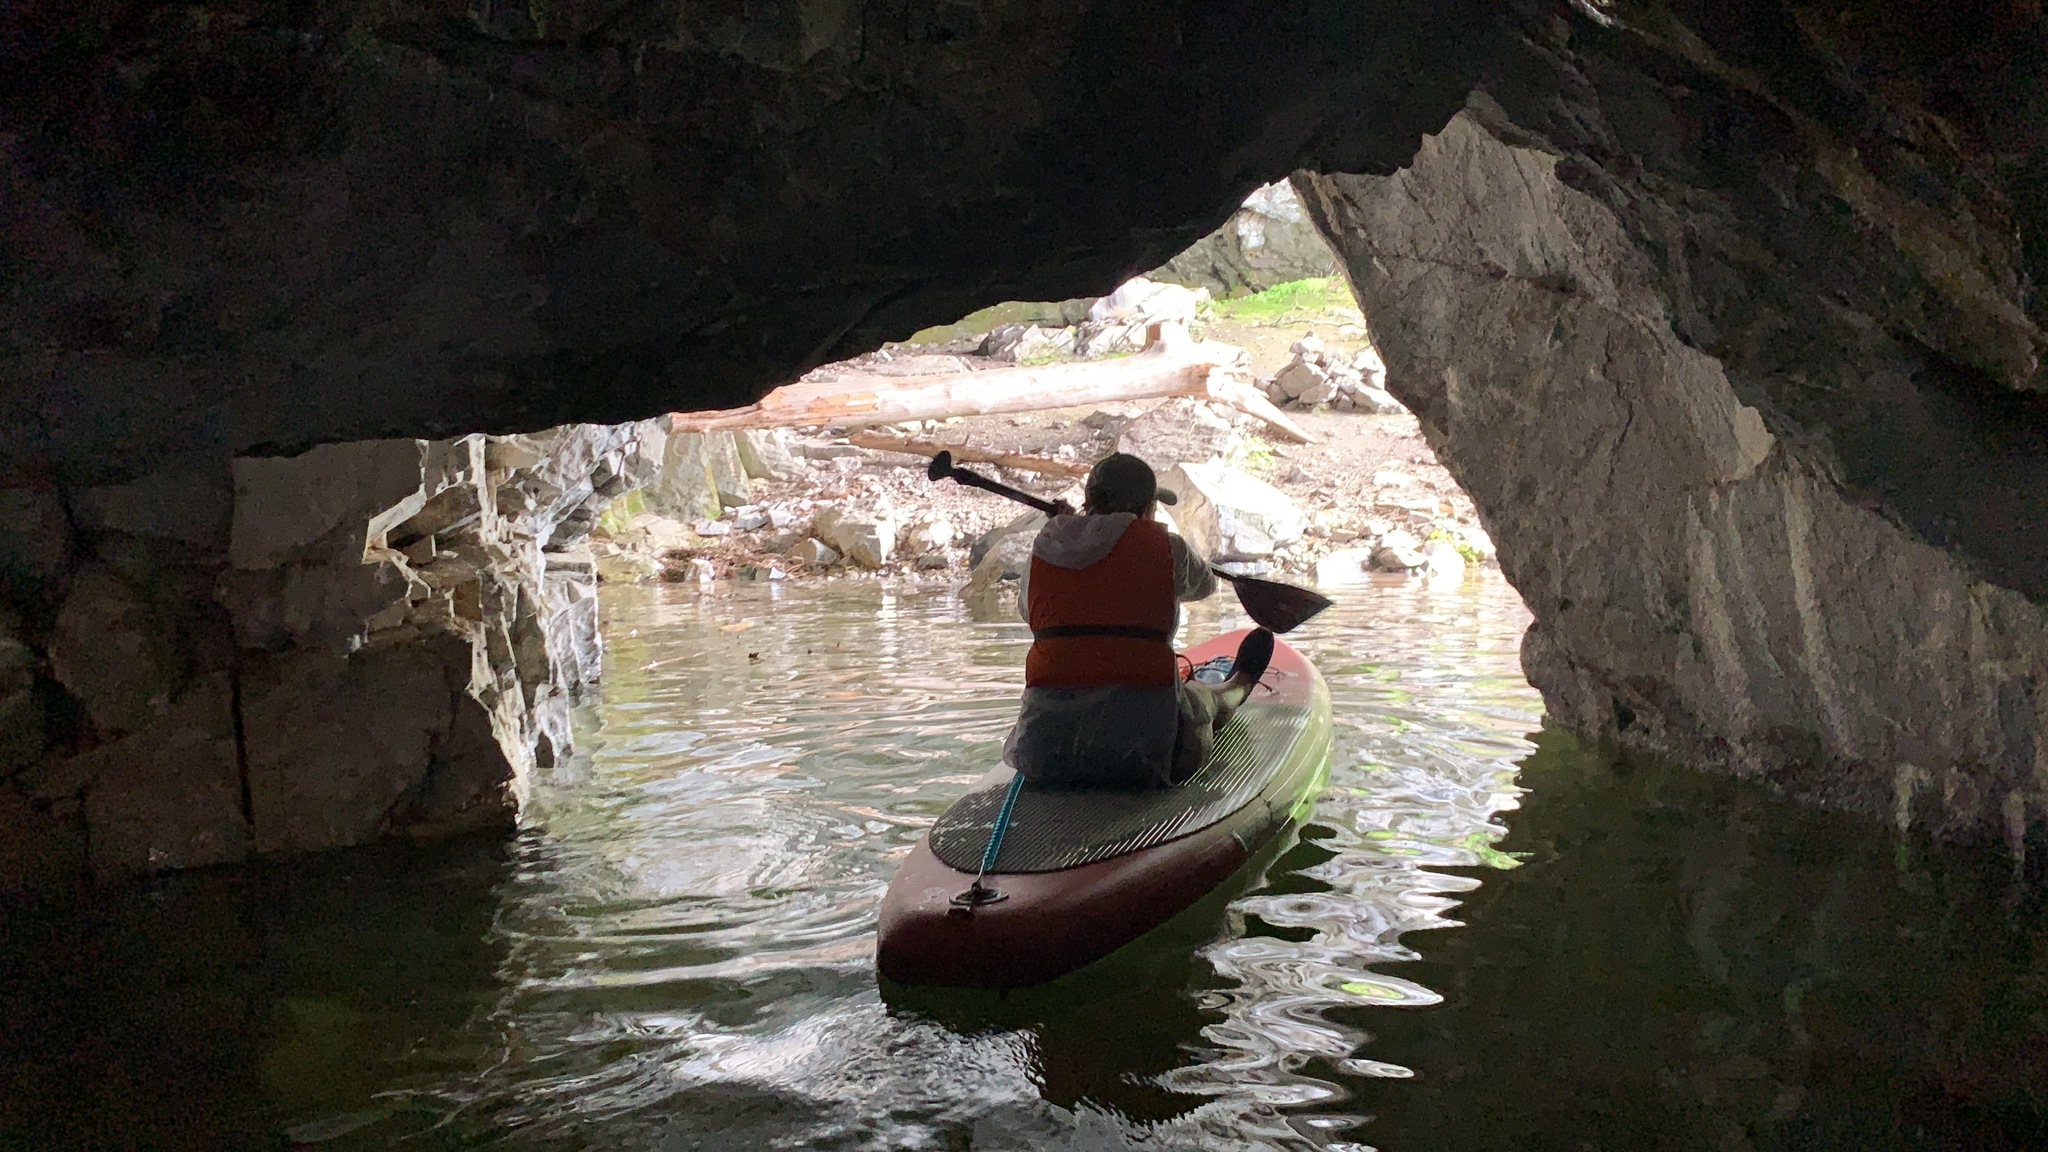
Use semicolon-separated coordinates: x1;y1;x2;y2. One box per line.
1024;518;1177;689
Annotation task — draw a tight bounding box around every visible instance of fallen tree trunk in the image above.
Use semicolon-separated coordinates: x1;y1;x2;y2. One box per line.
843;432;1093;477
670;323;1314;443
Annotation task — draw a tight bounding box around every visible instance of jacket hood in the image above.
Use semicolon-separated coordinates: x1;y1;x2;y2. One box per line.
1032;513;1137;570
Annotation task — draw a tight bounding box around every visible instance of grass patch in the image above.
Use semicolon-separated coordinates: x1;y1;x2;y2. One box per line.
1203;277;1360;323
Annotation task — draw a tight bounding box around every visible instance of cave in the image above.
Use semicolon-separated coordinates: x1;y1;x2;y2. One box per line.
5;0;2044;885
4;0;2048;1142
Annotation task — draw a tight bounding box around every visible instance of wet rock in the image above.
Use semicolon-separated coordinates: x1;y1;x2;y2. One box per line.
814;504;897;568
903;512;957;556
77;673;247;877
968;510;1046;569
736;564;785;581
961;531;1034;620
1424;539;1468;582
596;551;661;583
788;538;840;566
241;641;457;855
50;566;185;736
1163;462;1306;562
1371;528;1427;572
1314;547;1377;586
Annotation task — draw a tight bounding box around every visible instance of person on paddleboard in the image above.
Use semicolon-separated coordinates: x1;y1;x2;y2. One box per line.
1003;452;1273;789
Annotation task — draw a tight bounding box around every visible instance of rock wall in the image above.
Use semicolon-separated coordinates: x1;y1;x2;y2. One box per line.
1150;181;1339;296
1300;104;2048;844
0;423;658;891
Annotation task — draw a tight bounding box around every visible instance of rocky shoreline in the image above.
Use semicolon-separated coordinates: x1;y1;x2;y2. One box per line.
589;333;1497;613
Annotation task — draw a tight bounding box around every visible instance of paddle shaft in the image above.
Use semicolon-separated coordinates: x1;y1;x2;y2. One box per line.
927;453;1330;633
940;463;1067;516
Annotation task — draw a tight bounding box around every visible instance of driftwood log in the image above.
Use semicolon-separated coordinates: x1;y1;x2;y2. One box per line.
843;432;1093;478
670;323;1314;443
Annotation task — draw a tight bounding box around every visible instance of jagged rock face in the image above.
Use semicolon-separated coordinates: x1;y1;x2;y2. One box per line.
0;421;658;889
1301;84;2047;839
0;0;1496;478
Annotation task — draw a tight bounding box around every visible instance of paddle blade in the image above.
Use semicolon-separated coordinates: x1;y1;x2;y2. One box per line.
1225;573;1332;633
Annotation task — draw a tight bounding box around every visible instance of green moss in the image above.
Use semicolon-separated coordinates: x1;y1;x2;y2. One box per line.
1203;277;1360;322
596;489;645;536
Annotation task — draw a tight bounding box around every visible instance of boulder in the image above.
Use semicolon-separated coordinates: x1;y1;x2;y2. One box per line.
1424;539;1468;582
1116;399;1242;469
1455;523;1498;562
733;429;800;481
982;323;1077;363
960;530;1035;620
903;513;957;555
1371;528;1427;572
1352;345;1388;390
1073;321;1145;358
788;538;841;566
1271;359;1329;401
1087;276;1203;327
706;432;753;508
1355;386;1407;415
1295;375;1339;406
647;432;725;522
595;552;661;583
1314;547;1378;586
1163;462;1307;561
813;504;897;568
968;510;1046;569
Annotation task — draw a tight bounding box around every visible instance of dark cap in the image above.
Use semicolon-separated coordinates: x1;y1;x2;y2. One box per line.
1084;452;1178;514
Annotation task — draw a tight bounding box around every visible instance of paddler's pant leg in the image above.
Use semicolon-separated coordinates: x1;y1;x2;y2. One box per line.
1170;681;1221;785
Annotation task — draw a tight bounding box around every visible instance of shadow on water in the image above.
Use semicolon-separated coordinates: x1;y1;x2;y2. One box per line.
2;572;2045;1151
0;835;513;1151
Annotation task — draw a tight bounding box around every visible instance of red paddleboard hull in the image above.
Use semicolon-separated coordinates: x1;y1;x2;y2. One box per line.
877;630;1331;989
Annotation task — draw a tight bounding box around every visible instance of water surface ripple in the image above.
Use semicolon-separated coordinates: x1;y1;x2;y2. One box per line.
9;572;2046;1151
391;575;1540;1150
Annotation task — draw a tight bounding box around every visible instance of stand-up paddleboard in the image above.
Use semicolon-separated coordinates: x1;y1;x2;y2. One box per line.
878;629;1333;989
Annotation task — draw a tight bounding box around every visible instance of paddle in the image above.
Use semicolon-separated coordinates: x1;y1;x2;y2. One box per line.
926;450;1332;633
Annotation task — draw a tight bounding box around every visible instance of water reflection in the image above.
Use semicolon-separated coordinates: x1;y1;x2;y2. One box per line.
3;572;2044;1151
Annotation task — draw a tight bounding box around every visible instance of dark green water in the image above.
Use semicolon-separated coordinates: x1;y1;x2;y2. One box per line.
4;574;2044;1151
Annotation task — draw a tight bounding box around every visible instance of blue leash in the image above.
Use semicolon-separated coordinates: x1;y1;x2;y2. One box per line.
953;771;1026;909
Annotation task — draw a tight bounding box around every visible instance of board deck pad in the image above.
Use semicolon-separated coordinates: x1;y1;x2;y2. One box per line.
927;700;1312;874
